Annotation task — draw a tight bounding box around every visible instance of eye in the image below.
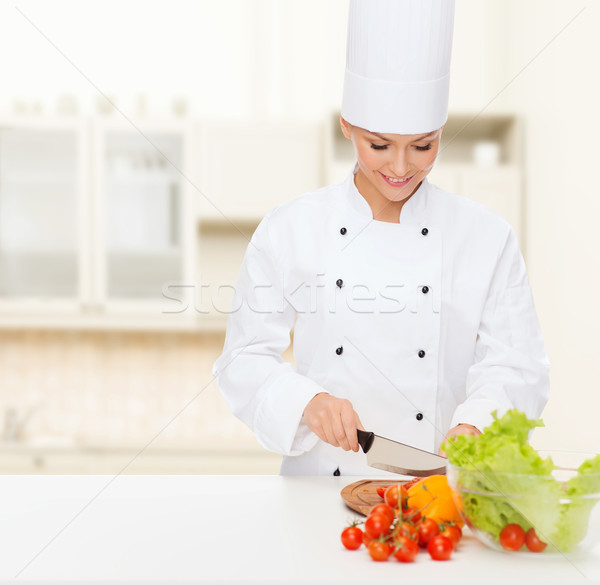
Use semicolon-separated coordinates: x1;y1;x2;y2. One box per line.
414;144;432;151
370;143;388;150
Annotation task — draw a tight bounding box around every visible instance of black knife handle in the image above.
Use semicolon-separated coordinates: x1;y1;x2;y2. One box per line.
357;430;375;454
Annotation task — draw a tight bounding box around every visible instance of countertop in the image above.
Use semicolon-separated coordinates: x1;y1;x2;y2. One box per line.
0;475;599;585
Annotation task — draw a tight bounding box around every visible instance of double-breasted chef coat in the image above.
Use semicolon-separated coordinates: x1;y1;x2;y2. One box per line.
213;167;550;476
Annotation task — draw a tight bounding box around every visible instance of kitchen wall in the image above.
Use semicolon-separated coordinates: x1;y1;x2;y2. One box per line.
0;330;229;446
0;328;291;472
0;0;599;472
503;1;600;453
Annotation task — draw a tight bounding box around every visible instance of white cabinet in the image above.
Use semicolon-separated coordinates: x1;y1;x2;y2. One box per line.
0;117;196;329
0;116;327;330
0;118;87;310
197;121;324;223
92;120;196;317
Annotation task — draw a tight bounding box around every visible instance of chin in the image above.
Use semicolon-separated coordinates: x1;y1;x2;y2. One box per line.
388;194;412;203
383;186;413;199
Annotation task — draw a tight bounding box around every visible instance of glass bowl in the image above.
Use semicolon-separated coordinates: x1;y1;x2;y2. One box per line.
446;450;600;555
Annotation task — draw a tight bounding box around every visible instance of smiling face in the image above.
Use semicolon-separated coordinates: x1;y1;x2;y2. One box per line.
340;116;442;221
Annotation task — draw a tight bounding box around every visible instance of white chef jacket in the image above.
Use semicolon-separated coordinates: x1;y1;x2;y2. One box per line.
212;168;550;476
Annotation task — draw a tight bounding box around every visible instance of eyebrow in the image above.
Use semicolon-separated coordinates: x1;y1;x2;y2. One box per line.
369;130;436;142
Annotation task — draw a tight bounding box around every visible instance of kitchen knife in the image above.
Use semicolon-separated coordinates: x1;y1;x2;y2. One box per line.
357;429;447;476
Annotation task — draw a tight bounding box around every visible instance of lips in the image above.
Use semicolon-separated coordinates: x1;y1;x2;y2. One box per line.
380;172;413;187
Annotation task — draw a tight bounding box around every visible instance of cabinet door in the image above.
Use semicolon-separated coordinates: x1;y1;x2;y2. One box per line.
96;128;192;308
198;122;323;221
0;126;82;303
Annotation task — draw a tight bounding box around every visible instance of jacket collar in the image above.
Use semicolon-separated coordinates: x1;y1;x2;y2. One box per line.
344;163;430;225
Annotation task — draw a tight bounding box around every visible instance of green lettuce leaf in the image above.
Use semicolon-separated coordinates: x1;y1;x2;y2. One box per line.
442;410;600;552
555;454;600;550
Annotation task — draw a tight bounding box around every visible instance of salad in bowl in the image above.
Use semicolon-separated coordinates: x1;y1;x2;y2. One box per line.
442;410;600;554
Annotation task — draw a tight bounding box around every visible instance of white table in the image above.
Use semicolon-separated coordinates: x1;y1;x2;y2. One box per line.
0;475;598;584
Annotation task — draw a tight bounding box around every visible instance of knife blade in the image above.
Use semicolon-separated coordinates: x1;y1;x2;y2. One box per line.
357;430;447;477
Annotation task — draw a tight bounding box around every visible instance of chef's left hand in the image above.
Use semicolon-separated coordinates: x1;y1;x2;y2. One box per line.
438;423;481;456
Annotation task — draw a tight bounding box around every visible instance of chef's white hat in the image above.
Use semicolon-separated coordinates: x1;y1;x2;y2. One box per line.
341;0;455;135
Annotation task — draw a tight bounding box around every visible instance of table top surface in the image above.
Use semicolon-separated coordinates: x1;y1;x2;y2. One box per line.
0;474;598;584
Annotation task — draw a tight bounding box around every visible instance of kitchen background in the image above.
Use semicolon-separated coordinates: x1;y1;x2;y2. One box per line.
0;0;598;474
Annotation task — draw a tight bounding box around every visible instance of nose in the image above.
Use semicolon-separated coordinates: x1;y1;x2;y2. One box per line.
388;150;411;177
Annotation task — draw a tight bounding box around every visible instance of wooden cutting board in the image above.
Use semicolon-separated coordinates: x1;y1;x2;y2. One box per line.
340;479;410;516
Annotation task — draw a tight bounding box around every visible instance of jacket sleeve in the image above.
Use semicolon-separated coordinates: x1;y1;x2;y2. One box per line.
450;226;550;432
212;213;322;456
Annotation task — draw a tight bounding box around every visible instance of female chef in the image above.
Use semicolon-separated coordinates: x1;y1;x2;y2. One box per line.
213;0;550;476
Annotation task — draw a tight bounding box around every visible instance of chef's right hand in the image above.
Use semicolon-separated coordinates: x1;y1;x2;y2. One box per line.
302;392;365;452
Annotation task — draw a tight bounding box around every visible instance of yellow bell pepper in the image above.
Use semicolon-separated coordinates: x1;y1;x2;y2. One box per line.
406;475;464;527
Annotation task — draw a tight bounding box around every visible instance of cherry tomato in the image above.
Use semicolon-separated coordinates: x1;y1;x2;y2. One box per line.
384;484;400;509
368;503;395;524
427;535;453;561
403;506;422;524
440;524;461;548
525;528;547;553
403;477;422;491
364;513;392;540
394;521;418;541
393;535;419;563
399;485;409;512
376;485;389;498
499;524;526;551
341;526;363;550
417;518;440;547
368;540;392;562
363;530;373;547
